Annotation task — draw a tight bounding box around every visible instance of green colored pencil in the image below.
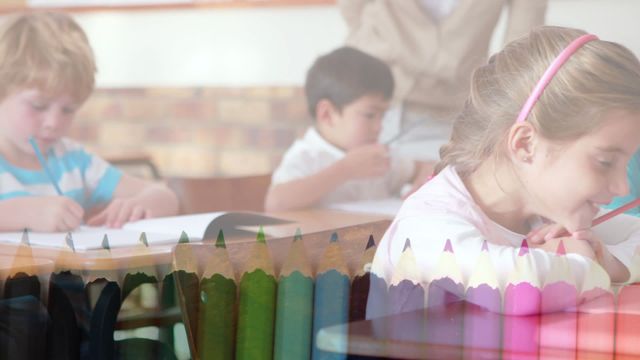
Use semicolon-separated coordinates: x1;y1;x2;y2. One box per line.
198;230;237;360
236;227;277;360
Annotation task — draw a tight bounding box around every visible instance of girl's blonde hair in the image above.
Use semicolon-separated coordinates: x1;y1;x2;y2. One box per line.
0;11;96;103
436;26;640;177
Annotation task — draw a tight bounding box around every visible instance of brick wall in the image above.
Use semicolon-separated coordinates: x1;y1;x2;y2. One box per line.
71;87;309;178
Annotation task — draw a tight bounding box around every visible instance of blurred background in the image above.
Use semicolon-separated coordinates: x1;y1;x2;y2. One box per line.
0;0;639;179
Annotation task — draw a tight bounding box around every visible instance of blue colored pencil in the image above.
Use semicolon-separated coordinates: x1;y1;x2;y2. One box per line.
312;232;350;360
29;136;63;195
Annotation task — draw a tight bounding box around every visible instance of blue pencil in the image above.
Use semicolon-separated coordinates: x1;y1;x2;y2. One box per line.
29;136;63;195
312;232;350;360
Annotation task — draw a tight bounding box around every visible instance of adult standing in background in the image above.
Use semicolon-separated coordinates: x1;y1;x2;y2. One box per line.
339;0;548;162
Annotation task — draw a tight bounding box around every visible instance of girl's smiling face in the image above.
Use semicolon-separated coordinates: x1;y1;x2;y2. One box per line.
527;110;640;232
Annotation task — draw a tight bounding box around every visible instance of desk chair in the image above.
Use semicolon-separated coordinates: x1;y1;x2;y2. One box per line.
166;174;272;214
172;219;391;359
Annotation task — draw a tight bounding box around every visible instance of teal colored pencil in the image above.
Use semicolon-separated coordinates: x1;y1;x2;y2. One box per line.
274;229;314;360
312;232;350;360
236;227;277;360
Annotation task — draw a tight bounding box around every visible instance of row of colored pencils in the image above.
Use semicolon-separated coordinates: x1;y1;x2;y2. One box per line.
173;228;379;360
367;239;640;360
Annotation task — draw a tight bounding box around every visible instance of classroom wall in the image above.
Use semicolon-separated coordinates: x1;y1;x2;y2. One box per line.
74;0;640;88
5;0;640;177
73;87;308;177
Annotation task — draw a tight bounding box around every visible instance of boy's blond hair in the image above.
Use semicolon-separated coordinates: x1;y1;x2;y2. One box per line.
436;26;640;177
0;11;96;103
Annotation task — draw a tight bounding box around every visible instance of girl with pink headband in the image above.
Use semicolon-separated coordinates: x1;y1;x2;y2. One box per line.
368;26;640;317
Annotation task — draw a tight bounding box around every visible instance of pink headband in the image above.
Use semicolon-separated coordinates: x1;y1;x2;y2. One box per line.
515;34;599;123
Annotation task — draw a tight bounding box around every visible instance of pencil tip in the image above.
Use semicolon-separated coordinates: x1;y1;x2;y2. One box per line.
139;232;149;247
178;231;189;244
101;234;110;251
403;238;411;251
518;239;530;256
365;235;376;249
556;240;566;255
65;232;75;252
215;230;226;248
444;239;453;253
257;226;266;243
294;228;302;242
330;232;338;243
481;240;489;252
20;228;29;246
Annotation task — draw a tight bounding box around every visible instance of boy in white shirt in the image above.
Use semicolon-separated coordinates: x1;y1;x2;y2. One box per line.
265;47;433;211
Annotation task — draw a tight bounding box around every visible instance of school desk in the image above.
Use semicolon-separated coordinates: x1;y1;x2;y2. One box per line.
0;209;389;284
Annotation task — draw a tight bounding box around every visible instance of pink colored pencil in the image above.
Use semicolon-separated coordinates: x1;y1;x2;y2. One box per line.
503;240;541;360
553;198;640;238
576;252;615;360
539;241;578;360
615;283;640;359
593;198;640;226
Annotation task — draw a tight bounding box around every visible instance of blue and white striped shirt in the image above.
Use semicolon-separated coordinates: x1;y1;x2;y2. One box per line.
0;138;122;210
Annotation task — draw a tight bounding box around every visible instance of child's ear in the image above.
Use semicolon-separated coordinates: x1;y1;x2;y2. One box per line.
315;99;339;127
507;122;537;163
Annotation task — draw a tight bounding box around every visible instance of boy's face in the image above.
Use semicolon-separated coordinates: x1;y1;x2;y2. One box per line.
323;94;389;151
0;88;79;158
528;110;640;232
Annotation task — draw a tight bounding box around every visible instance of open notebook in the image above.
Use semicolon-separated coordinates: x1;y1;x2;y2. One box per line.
0;212;290;251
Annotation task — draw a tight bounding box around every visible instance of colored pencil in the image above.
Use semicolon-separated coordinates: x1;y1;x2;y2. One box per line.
539;241;578;359
386;238;426;348
553;197;640;239
388;239;425;315
236;227;277;360
5;229;41;300
425;239;465;359
172;237;200;350
576;262;614;360
198;230;237;360
366;243;390;320
348;235;378;360
312;232;350;360
274;228;313;360
29;136;63;195
615;247;640;360
463;240;502;359
121;232;160;301
349;235;377;322
502;239;541;360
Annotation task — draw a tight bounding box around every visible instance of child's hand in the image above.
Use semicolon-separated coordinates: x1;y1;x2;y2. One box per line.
32;196;85;232
87;198;152;228
340;144;390;180
528;223;603;254
529;235;597;260
526;223;567;245
528;223;599;258
527;223;631;281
